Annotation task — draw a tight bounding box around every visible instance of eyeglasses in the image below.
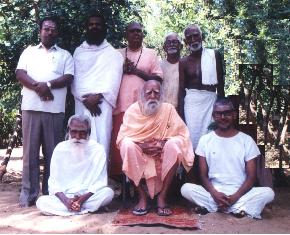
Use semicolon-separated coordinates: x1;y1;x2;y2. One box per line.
165;40;180;46
213;110;234;118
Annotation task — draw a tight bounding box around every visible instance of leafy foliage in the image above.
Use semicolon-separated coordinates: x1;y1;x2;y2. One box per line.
135;0;289;94
0;0;289;149
134;0;289;167
0;0;140;147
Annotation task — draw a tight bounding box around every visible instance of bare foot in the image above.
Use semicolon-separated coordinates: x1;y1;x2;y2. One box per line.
134;185;147;210
157;193;166;208
134;198;147;210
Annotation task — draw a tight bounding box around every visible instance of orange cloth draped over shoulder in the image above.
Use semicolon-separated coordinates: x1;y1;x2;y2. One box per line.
117;102;194;198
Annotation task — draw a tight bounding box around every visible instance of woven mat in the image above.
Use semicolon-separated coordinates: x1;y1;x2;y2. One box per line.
112;207;200;229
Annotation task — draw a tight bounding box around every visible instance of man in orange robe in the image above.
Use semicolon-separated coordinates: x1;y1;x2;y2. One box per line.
110;21;163;176
117;80;194;216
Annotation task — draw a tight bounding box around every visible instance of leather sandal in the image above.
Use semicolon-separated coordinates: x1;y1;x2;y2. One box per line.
132;207;148;216
157;206;172;216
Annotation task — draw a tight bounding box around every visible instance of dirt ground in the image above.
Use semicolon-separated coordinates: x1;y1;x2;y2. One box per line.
1;147;290;234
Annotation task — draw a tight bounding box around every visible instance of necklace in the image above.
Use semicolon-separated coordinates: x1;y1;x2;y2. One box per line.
125;47;143;68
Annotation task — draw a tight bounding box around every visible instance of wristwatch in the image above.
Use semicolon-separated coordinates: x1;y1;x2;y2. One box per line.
46;81;52;89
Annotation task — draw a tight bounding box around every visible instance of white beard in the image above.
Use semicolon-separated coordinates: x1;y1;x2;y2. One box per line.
167;48;178;55
143;99;160;116
189;42;202;52
68;138;88;160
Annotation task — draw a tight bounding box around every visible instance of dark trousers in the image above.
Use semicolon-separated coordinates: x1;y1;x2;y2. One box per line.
19;111;64;205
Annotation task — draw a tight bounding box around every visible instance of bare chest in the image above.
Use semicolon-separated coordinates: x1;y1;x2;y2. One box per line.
184;57;202;87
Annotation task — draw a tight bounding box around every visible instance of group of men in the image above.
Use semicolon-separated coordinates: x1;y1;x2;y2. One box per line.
16;13;274;219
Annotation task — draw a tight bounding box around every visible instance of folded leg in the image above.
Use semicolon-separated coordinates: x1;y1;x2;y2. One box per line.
228;187;275;219
181;183;218;212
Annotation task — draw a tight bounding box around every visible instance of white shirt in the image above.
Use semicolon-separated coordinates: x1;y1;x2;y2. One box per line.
196;131;260;191
160;59;179;108
17;44;74;113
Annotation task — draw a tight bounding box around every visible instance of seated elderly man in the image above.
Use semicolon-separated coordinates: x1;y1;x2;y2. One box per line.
36;114;114;216
117;80;194;216
181;97;275;219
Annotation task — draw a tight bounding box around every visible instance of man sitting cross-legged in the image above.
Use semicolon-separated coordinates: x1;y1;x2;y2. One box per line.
36;114;114;216
117;80;194;216
181;97;274;219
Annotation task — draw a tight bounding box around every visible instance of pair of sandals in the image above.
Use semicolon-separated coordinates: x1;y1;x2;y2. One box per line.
132;206;172;216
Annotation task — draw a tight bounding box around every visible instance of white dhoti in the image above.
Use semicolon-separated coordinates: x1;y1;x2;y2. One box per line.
184;89;217;149
181;183;275;219
75;99;112;159
36;187;114;216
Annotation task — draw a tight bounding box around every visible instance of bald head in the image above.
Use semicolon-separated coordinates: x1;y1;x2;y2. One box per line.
143;80;161;90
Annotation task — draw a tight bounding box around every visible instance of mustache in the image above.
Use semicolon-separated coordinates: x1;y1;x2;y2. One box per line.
147;99;158;104
166;48;178;54
69;138;88;144
142;99;160;116
85;30;106;45
189;42;202;52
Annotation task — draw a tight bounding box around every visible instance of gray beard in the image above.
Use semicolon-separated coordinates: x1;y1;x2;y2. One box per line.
143;100;160;116
167;48;178;55
189;42;202;52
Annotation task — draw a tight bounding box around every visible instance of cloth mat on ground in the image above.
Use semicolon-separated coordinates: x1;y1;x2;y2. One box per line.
112;207;200;229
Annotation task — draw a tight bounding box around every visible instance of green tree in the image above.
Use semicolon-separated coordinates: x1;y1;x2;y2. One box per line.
0;0;140;146
133;0;289;171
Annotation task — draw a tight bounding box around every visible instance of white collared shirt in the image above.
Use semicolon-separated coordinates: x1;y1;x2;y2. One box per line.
17;43;74;113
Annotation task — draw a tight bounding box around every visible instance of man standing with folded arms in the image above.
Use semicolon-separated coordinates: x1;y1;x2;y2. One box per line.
16;16;74;207
72;13;123;159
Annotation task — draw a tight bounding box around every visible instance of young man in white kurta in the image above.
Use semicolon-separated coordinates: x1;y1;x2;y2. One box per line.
36;115;114;216
181;98;274;219
71;14;123;159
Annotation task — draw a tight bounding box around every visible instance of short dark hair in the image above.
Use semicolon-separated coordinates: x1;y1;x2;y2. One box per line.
85;12;107;29
213;97;234;110
39;16;59;30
